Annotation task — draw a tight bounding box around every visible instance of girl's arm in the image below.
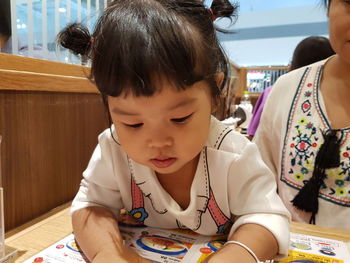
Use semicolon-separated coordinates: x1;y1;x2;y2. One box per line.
72;206;151;263
204;223;278;263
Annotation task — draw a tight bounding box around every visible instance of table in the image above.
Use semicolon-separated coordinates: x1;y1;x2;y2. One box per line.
5;203;350;262
5;203;73;262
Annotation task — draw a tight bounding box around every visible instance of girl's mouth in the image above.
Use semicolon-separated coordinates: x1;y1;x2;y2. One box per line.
150;158;177;168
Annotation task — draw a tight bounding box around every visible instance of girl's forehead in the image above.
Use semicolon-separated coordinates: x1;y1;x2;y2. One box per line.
116;78;210;99
121;74;196;92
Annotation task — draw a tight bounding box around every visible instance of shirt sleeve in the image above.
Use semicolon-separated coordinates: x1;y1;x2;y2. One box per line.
247;85;273;137
71;130;124;217
252;86;281;176
227;141;291;259
253;68;305;179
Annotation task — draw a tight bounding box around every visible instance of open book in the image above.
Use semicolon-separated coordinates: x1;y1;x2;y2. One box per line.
22;228;226;263
23;218;350;263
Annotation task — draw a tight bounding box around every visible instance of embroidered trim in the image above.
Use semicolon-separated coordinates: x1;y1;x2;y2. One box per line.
129;169;149;222
208;189;232;234
213;126;231;149
192;147;210;230
203;147;232;234
216;129;234;150
281;65;350;207
127;157;167;222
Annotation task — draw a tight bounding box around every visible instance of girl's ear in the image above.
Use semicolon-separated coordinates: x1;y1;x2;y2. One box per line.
211;72;225;113
215;72;225;88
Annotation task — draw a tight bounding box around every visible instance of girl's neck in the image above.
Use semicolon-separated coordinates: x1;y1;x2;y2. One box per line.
320;54;350;129
156;154;200;210
324;55;350;88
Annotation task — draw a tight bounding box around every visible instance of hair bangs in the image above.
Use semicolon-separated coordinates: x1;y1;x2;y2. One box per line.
91;0;213;97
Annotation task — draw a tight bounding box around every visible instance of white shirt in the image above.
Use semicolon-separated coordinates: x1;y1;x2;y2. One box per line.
254;57;350;230
72;116;290;259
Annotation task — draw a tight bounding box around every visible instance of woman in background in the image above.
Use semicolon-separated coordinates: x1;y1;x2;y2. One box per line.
247;36;335;139
254;0;350;229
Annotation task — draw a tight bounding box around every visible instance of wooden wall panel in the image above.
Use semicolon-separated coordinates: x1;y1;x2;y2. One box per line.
0;53;90;77
0;69;97;93
0;90;108;231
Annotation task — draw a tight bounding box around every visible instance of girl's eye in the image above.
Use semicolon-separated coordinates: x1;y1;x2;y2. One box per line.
124;123;143;128
171;113;193;123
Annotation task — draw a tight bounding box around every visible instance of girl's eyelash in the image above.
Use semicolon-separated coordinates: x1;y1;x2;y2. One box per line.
125;123;143;128
171;113;193;123
123;114;193;127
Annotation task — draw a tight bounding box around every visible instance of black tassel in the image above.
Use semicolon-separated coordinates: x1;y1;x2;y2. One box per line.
316;130;341;168
291;129;341;224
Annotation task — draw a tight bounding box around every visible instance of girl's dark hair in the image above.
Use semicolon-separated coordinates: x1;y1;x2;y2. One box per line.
0;0;11;37
290;36;335;71
57;0;238;101
323;0;331;10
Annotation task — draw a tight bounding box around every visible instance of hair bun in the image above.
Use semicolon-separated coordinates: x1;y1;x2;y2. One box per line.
57;23;92;56
211;0;238;21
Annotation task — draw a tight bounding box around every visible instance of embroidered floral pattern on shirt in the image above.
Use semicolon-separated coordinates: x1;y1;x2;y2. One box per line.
282;67;350;207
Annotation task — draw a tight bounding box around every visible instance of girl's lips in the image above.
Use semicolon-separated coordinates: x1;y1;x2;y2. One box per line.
150;158;177;168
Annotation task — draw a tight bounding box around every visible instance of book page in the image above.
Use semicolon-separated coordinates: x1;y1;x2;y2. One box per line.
22;229;350;263
279;232;350;263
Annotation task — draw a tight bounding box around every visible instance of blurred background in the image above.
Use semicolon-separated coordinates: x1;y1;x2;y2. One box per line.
0;0;328;67
217;0;328;67
0;0;107;64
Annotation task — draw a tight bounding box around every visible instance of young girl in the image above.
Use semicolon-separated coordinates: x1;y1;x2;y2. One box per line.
254;0;350;230
58;0;290;262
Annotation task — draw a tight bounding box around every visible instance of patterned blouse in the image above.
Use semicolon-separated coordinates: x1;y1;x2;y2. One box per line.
254;57;350;229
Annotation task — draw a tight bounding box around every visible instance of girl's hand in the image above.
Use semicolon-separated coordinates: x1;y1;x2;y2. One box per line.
205;223;279;263
92;243;152;263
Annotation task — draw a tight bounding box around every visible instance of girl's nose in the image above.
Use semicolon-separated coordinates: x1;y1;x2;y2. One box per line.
147;133;173;148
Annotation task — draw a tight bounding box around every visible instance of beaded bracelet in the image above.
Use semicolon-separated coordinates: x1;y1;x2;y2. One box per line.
223;240;260;263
